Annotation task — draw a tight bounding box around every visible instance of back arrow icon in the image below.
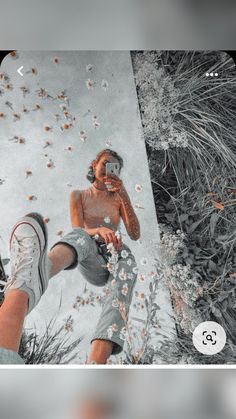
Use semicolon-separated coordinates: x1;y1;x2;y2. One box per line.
17;66;24;76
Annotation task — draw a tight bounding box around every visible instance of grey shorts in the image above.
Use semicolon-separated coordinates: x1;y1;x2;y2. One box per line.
51;227;138;355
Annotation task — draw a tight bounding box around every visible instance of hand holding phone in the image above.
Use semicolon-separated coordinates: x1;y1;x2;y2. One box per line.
105;163;121;191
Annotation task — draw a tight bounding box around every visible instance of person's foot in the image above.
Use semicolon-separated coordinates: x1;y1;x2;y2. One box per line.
4;212;49;313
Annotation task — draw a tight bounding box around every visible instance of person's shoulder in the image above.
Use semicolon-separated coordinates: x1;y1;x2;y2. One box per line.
70;189;82;202
70;187;92;201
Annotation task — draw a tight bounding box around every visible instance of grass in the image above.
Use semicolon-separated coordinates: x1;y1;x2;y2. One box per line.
128;50;236;363
19;318;83;364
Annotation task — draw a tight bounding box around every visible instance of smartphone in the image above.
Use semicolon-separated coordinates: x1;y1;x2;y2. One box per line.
105;162;120;177
105;162;120;189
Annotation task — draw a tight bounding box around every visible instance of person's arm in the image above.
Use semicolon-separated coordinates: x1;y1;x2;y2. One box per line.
70;190;85;228
104;176;140;241
119;186;140;241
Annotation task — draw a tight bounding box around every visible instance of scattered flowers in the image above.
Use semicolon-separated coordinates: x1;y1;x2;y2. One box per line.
86;79;94;90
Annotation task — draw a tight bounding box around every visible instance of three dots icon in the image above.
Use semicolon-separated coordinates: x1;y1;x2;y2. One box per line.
206;72;218;77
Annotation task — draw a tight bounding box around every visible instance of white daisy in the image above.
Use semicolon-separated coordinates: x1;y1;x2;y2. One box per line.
101;79;109;91
135;184;142;192
140;257;148;266
112;298;119;308
121;250;129;259
86;64;93;72
118;268;127;281
132;266;139;275
121;283;129;296
77;237;85;246
119;327;127;341
86;79;94;90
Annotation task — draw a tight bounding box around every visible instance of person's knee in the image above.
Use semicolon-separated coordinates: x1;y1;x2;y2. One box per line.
68;227;91;246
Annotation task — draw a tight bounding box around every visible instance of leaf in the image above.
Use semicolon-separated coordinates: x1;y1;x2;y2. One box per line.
208;260;217;271
164;213;175;222
206;192;217;196
188;219;203;233
212;306;222;318
210;213;219;237
179;213;189;222
211;200;224;211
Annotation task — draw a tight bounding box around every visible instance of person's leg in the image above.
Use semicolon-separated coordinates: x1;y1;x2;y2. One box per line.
25;224;138;364
53;230;116;364
88;340;113;364
88;244;138;364
48;228;96;278
48;243;76;277
0;213;49;364
0;290;28;351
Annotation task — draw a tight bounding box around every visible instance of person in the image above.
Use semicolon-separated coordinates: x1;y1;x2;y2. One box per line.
0;149;140;364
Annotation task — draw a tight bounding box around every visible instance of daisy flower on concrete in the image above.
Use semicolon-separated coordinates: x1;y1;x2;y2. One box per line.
105;139;112;147
86;79;94;90
138;273;146;283
80;130;87;142
135;184;142;192
92;115;100;128
101;79;109;91
140;257;148;266
86;64;93;72
46;159;55;169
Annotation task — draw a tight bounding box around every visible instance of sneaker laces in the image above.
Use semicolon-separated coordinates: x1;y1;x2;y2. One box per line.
2;236;38;292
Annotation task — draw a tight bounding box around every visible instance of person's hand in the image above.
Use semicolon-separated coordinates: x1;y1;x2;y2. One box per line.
97;226;122;250
103;175;123;193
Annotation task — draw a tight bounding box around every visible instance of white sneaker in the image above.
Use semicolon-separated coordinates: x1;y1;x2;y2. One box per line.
5;213;49;313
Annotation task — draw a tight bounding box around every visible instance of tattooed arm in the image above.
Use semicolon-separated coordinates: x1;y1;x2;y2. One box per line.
104;176;140;241
119;186;140;240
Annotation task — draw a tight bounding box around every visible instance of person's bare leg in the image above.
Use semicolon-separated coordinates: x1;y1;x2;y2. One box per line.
0;290;28;352
87;339;113;364
48;244;75;278
0;244;75;352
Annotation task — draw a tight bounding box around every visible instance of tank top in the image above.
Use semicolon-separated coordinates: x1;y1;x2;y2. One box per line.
80;184;122;231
